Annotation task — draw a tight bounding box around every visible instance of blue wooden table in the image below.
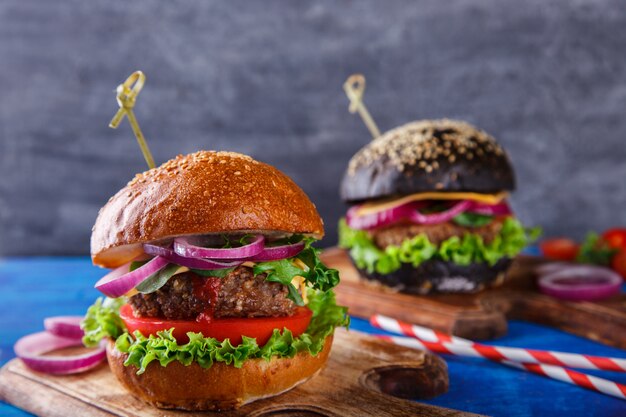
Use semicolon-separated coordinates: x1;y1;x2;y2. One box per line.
1;257;625;416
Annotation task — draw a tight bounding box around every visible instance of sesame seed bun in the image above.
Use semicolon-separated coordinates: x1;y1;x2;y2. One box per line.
340;119;515;203
106;336;333;411
91;151;324;268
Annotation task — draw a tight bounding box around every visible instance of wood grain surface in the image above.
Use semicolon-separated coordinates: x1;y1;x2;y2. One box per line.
324;248;626;347
0;329;482;417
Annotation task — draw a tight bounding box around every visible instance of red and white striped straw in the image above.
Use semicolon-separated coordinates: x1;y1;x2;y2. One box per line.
382;334;626;401
371;314;626;373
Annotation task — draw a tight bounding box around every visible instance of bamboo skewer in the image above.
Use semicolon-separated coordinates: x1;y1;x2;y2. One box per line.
343;74;381;139
109;71;156;169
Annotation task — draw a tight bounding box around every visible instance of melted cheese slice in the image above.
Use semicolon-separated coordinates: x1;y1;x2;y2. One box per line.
292;258;309;304
356;191;508;216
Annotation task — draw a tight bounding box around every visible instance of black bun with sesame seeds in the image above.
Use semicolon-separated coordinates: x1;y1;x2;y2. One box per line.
340;119;515;203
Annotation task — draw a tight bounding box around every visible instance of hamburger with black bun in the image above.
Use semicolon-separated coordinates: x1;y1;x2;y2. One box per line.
338;118;539;294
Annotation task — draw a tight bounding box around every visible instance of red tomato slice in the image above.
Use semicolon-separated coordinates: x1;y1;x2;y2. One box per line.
540;238;579;261
119;304;313;345
602;228;626;251
612;249;626;281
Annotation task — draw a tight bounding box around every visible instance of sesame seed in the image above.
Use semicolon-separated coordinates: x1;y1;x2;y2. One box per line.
347;119;505;175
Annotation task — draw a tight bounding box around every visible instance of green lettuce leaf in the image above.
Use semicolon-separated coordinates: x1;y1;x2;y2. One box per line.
253;238;340;305
81;297;126;347
576;232;618;266
190;268;235;278
81;289;349;374
136;264;184;294
339;217;541;274
452;212;493;227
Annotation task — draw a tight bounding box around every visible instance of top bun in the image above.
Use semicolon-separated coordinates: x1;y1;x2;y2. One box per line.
91;151;324;268
340;119;515;203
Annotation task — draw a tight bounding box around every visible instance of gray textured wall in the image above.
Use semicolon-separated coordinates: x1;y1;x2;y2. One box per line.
1;0;626;256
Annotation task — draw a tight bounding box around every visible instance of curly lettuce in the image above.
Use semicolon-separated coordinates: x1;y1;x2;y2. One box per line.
81;289;349;374
338;217;540;275
81;297;126;347
253;237;340;306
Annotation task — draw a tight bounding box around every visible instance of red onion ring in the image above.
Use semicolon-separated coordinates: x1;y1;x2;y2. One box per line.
538;265;622;301
465;201;512;216
346;202;428;230
249;241;306;262
173;235;265;259
535;262;573;277
346;199;513;230
143;243;243;270
347;200;471;230
14;331;106;375
94;256;169;298
43;316;84;340
409;200;472;224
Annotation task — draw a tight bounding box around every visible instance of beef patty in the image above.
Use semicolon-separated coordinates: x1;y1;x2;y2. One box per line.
129;266;296;320
370;217;507;249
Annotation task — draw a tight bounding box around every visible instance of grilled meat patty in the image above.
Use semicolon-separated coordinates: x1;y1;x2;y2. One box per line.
370;217;506;249
129;266;296;320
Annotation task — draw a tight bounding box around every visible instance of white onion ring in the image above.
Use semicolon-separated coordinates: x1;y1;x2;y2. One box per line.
43;316;84;340
173;235;265;259
14;331;106;375
94;256;169;298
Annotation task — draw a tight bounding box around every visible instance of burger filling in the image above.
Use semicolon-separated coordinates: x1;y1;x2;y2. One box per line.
370;218;505;249
82;235;349;375
339;197;540;275
129;267;296;320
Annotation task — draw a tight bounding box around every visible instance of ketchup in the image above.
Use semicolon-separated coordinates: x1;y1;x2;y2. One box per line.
192;274;222;323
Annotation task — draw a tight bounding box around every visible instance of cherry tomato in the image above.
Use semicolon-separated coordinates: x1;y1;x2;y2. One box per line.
119;304;313;345
611;249;626;280
602;228;626;251
540;238;579;261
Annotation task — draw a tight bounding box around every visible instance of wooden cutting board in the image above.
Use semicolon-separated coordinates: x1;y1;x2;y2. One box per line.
323;248;626;348
0;329;481;417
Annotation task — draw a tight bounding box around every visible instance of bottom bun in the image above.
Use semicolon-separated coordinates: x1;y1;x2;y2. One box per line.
107;335;333;411
353;257;512;294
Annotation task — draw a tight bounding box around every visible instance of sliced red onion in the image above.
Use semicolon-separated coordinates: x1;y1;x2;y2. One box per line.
535;262;573;277
173;235;265;259
94;256;169;298
465;201;512;216
14;331;106;375
347;200;471;230
409;200;472;225
346;199;514;230
249;241;306;262
44;316;84;340
538;265;622;301
346;202;427;230
143;243;243;270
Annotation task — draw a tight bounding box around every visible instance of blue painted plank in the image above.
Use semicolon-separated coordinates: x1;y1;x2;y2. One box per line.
1;258;625;417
